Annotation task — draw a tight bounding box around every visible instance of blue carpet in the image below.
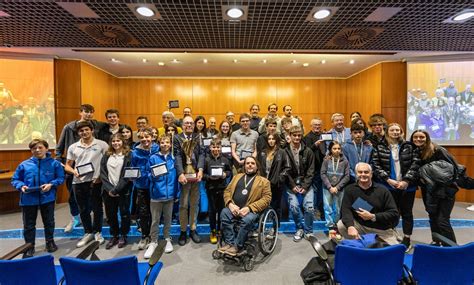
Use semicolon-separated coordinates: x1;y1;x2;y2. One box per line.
1;219;474;239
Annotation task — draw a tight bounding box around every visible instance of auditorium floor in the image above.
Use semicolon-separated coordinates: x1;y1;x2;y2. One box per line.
1;199;473;285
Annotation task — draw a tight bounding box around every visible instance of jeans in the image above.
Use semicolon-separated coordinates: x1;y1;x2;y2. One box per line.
206;188;225;231
220;207;258;249
73;182;103;234
287;187;314;234
136;188;151;238
103;190;131;237
22;201;55;244
66;173;80;216
323;187;344;228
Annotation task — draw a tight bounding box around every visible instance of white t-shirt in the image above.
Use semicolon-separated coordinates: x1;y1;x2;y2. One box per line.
107;153;124;187
67;138;109;184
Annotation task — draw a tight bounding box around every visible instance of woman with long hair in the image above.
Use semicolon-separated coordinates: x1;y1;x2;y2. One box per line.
410;130;459;245
217;120;233;161
372;123;420;251
119;124;134;149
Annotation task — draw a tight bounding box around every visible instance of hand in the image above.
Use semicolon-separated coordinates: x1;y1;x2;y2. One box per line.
348;226;360;239
229;203;240;216
73;169;80;178
397;181;408;190
299;187;307;195
222;172;227;179
21;185;29;193
178;173;188;185
238;159;244;166
197;170;203;182
315;140;323;146
356;209;375;221
292;186;300;193
239;207;250;217
387;179;399;188
41;184;52;192
329;187;338;194
108;191;119;197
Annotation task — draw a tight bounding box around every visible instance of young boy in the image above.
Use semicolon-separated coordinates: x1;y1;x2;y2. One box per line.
145;135;176;257
342;123;373;182
12;139;65;258
65;121;109;248
203;138;232;244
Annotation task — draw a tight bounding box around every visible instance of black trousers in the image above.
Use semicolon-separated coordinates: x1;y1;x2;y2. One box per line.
103;190;131;237
421;187;457;243
22;201;55;244
206;188;225;231
73;182;103;234
65;173;80;216
390;189;416;235
270;183;283;225
136;188;151;238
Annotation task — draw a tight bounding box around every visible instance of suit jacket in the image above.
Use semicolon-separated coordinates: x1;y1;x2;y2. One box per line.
173;132;205;176
224;173;271;213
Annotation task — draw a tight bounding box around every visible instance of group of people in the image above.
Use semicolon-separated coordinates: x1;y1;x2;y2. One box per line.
11;101;468;258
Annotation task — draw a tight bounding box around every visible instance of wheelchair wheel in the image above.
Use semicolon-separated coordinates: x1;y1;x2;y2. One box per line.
212;249;222;260
258;208;278;256
242;256;254;271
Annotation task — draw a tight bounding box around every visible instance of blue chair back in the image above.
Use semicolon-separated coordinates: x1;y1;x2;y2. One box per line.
334;244;405;285
60;255;141;285
411;242;474;285
0;254;57;285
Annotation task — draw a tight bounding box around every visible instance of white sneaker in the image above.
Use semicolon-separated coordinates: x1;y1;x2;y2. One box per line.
64;216;80;233
94;232;105;245
138;237;150;250
165;238;174;253
467;205;474;212
293;229;304;242
144;242;157;259
77;233;94;248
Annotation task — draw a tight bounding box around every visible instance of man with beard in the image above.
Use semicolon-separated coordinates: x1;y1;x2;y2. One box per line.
249;104;261;132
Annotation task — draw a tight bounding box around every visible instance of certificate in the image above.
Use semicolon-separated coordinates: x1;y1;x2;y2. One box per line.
202;138;212;146
321;133;333;141
76;163;94;177
184;173;198;183
240;150;253;160
352;197;373;212
221;146;232;154
151;163;168;177
124;167;140;179
211;166;223;177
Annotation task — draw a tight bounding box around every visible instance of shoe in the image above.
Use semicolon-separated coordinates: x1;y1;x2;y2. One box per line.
22;247;35;258
64;215;80;233
165;238;174;253
190;230;201;243
467;205;474;211
226;246;239;256
401;237;412;252
117;236;127;248
293;229;304;242
218;244;231;253
77;233;94;248
178;231;187;246
210;230;218;244
106;237;119;250
144;242;157;259
45;240;58;253
304;233;314;240
94;232;105;245
138;237;150;250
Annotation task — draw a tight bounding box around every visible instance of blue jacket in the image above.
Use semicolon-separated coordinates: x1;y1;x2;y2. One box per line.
342;141;373;181
149;152;178;201
11;153;65;206
131;143;160;189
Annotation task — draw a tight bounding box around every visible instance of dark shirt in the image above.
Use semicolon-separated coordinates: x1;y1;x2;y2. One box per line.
340;182;399;230
233;174;256;208
231;122;241;132
303;131;326;174
250;116;261;132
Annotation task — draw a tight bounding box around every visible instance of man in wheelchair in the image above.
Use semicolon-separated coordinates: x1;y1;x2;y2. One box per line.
219;156;272;256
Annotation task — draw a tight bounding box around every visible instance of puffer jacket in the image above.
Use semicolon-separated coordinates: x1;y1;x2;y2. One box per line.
11;152;65;206
149;152;177;201
131;143;160;189
372;140;420;186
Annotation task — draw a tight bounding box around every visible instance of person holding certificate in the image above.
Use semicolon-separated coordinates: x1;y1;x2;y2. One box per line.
65;121;109;248
11;139;65;258
100;133;132;250
146;135;177;257
203;138;232;244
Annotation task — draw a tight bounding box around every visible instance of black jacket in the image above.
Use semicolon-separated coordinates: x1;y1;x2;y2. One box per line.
100;152;132;195
303;131;326;174
203;154;232;190
173;132;205;176
258;148;289;187
372;140;420;185
283;143;315;191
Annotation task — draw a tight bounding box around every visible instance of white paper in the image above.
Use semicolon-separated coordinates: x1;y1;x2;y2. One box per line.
240;150;253;159
221;146;232;154
124;168;140;179
151;164;168;177
321;133;333;141
76;163;94;176
211;167;223;176
203;138;212;146
184;173;197;179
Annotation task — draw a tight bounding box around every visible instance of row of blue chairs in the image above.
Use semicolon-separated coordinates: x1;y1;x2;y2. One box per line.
0;241;165;285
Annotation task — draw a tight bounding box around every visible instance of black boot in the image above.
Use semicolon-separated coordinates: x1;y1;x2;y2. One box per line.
178;231;188;246
190;230;201;243
46;240;58;253
22;247;35;258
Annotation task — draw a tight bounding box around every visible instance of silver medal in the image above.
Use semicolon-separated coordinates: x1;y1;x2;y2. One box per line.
242;189;248;195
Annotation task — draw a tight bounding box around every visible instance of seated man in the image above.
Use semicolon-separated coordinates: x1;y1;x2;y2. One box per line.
337;162;400;245
220;156;272;256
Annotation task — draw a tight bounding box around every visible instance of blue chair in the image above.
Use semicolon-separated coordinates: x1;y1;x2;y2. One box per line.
410;242;474;285
0;254;61;285
333;244;406;285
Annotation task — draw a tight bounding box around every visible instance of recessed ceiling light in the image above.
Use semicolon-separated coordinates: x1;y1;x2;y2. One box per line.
302;63;309;67
321;59;326;64
111;58;118;62
291;60;297;64
453;11;474;21
262;59;267;63
158;62;165;66
203;59;208;64
172;59;179;63
233;59;238;63
136;6;155;17
313;9;331;19
349;59;355;64
142;59;147;63
226;8;244;19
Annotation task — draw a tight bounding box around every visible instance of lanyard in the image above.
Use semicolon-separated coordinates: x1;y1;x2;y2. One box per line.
353;141;364;162
335;130;345;143
244;174;257;190
332;157;340;173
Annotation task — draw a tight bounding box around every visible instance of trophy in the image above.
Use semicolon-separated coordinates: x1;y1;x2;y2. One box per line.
182;138;198;182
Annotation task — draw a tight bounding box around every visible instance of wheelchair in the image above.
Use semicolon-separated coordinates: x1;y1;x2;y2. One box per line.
212;207;279;271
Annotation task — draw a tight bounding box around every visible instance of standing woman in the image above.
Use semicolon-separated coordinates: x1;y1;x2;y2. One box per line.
372;123;420;250
194;115;211;147
100;133;132;249
216;121;233;160
119;125;135;149
410;130;458;244
257;133;289;224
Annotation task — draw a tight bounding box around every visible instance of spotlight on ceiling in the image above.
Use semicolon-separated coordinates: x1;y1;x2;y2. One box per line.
233;59;238;63
227;8;243;18
302;63;310;67
203;59;208;64
111;58;118;63
127;4;161;20
142;59;148;63
313;9;331;20
222;5;248;21
444;9;474;23
321;59;326;64
136;7;154;17
349;59;355;64
158;62;165;66
306;7;338;22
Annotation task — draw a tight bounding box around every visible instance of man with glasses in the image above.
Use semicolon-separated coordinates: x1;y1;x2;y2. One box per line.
367;114;387;146
230;113;259;171
158;111;182;136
